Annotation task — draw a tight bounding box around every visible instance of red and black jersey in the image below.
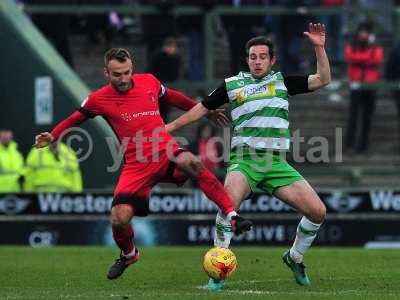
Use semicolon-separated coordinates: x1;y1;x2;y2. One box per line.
50;73;198;165
79;73;175;163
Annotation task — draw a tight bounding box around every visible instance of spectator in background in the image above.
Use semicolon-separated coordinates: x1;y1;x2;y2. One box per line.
191;123;225;181
140;0;178;60
0;130;24;193
24;142;82;192
148;37;182;82
344;22;383;154
148;37;182;121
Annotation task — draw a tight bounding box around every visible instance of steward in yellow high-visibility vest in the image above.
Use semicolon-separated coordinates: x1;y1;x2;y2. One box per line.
0;130;24;192
24;142;82;192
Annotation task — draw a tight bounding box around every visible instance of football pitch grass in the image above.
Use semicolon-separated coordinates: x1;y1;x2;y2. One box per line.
1;246;399;299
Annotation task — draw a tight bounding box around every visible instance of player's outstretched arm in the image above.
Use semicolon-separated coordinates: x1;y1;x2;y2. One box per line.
34;110;88;148
163;88;198;111
163;88;229;127
304;23;331;90
166;103;209;133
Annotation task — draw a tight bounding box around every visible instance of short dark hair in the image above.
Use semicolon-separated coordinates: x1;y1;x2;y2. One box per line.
104;48;132;66
163;37;178;48
245;36;275;58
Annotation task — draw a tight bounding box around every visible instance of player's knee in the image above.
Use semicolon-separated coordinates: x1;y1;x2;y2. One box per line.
110;208;132;228
177;154;204;176
309;202;326;224
190;159;205;174
111;215;130;228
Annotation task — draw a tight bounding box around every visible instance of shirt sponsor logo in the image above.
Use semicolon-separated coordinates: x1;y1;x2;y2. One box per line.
244;84;268;97
121;110;160;121
235;83;276;103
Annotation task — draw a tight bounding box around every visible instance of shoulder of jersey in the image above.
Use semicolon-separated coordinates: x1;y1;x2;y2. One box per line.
90;84;114;98
133;73;156;81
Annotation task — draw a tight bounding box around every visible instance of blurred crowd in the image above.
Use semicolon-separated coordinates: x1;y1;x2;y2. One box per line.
21;0;352;75
21;0;395;79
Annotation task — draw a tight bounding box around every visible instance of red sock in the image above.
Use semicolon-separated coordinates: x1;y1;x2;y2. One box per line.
112;224;134;256
196;169;234;215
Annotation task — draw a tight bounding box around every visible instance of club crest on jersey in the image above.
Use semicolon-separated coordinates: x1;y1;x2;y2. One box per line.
236;90;246;103
147;91;157;102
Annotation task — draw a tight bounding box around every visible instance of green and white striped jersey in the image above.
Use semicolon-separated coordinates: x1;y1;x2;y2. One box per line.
202;71;310;151
226;71;290;151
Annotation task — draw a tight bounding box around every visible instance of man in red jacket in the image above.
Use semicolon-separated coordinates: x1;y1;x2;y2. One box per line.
344;23;383;153
34;48;252;280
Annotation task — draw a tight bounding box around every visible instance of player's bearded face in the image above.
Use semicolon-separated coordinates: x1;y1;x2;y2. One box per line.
247;45;275;79
105;59;134;92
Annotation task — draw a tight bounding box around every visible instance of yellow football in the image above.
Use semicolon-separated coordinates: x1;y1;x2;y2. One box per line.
203;247;237;280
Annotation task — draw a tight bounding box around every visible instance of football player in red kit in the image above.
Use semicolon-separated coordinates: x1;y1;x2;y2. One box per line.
34;48;252;280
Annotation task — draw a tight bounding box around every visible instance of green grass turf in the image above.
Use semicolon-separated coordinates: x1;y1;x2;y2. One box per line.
0;246;399;299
